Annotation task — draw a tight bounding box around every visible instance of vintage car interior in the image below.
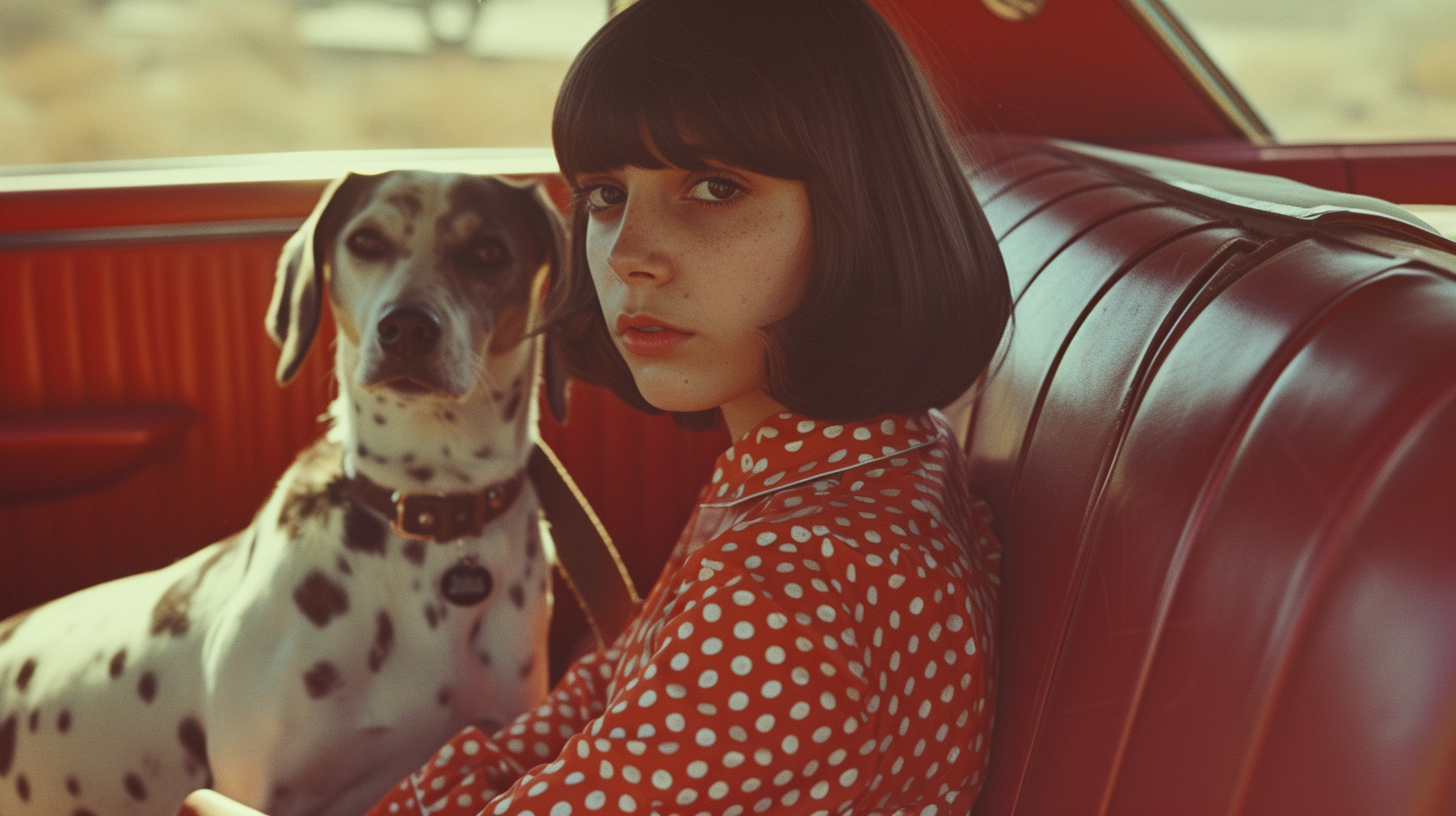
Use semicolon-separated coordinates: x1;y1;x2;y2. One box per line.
2;0;1453;813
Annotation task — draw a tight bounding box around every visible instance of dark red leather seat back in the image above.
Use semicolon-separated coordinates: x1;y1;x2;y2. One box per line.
963;136;1456;816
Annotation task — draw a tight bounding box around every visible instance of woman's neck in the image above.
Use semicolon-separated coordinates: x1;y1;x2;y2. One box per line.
720;390;793;442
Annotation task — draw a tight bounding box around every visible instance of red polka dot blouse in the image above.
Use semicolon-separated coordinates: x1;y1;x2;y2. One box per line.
365;410;999;816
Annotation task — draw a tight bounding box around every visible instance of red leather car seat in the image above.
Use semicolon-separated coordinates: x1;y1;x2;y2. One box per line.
961;135;1456;816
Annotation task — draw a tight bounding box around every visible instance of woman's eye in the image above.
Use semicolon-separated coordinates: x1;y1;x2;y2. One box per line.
583;185;626;211
689;177;743;203
346;227;390;259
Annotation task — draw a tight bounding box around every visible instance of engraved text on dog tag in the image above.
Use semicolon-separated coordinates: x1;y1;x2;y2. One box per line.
442;559;493;606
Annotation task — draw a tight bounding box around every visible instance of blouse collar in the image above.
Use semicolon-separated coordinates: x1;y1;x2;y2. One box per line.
701;411;943;508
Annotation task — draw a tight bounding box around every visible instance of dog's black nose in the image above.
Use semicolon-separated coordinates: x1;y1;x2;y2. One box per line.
378;306;441;360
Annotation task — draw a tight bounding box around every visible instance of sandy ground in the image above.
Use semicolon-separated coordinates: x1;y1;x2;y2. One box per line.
0;0;1453;168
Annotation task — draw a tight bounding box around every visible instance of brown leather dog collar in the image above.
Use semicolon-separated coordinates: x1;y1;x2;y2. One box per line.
348;444;642;649
347;469;526;543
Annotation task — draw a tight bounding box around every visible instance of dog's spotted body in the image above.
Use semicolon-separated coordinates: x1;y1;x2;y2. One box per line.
0;171;567;816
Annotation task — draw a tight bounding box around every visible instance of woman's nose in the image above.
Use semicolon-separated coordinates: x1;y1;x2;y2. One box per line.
605;201;673;285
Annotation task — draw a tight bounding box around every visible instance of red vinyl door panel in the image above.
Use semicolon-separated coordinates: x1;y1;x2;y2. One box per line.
0;234;336;613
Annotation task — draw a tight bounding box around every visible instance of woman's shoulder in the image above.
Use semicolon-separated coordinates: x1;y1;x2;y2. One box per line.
680;470;988;639
659;408;997;648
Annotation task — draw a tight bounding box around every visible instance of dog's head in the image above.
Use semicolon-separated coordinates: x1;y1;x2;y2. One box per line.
268;171;567;420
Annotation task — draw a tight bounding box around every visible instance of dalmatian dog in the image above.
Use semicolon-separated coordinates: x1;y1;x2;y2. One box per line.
0;171;568;816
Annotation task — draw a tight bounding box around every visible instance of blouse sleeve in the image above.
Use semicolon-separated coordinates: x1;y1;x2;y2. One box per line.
366;566;881;816
363;643;624;816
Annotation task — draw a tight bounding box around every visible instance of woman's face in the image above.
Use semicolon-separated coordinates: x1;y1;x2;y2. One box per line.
578;161;813;438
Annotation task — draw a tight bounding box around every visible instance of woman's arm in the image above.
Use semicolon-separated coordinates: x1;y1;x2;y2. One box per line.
368;559;884;816
364;643;625;814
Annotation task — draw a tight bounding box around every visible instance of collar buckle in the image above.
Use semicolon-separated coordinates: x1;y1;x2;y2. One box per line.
392;491;478;542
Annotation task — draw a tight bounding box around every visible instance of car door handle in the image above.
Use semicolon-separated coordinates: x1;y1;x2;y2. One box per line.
0;405;197;506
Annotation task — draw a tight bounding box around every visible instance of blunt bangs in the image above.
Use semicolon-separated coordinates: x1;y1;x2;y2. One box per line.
552;0;824;185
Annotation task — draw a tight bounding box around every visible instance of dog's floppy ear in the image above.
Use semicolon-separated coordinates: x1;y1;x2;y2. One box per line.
519;181;571;423
267;172;379;385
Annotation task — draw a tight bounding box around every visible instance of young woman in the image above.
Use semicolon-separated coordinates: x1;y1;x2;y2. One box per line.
183;0;1009;814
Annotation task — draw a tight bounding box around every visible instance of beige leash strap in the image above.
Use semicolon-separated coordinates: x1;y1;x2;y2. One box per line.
529;442;642;648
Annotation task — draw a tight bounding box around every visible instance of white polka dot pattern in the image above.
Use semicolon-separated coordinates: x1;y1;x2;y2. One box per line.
365;411;999;816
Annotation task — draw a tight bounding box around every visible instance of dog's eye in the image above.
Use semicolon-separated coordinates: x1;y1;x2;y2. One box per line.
470;240;509;269
346;228;390;259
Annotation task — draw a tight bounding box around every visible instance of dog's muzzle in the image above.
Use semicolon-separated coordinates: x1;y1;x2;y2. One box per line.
370;304;457;394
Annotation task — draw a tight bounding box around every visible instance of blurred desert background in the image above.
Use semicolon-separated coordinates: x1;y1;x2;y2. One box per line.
0;0;1453;169
1170;0;1456;143
0;0;605;166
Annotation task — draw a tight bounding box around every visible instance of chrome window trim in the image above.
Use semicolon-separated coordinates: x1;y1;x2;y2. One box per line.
1120;0;1275;144
0;218;306;251
0;148;560;194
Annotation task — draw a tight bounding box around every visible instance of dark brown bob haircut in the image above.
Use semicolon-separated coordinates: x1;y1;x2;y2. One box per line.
549;0;1010;430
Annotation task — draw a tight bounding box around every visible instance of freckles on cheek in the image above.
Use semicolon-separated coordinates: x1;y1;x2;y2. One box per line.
586;247;615;297
584;229;611;283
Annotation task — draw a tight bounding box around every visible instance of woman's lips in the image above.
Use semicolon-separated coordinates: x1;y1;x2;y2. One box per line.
616;314;692;357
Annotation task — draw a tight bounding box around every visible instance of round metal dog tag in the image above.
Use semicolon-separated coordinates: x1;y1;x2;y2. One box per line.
441;559;493;606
